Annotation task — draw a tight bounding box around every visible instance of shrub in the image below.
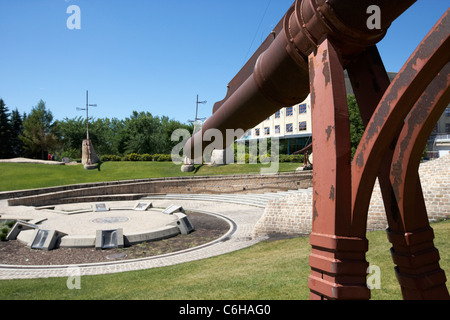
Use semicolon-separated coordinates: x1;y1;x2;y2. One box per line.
278;154;304;163
236;154;250;164
101;153;174;162
150;154;171;162
235;153;304;164
141;154;153;161
0;222;13;242
156;154;172;162
7;221;16;228
123;153;142;161
100;155;122;162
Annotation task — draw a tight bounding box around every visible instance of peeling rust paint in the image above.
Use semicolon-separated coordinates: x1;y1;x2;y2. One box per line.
313;200;319;222
355;150;365;168
322;49;331;86
309;55;316;107
329;185;335;201
326;126;334;141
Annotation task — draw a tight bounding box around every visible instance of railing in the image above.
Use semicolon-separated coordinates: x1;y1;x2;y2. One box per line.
435;134;450;141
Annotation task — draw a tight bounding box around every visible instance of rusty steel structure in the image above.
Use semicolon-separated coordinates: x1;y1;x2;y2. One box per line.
183;0;450;300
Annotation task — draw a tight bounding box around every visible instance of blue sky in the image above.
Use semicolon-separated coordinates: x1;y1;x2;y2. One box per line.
0;0;448;124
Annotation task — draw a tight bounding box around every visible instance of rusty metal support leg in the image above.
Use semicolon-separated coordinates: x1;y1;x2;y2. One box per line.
308;39;369;300
351;9;450;300
351;9;450;234
388;63;450;300
346;45;400;235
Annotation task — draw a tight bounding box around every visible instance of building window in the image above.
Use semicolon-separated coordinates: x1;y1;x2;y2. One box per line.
266;117;271;121
275;110;281;119
275;125;281;134
299;104;307;114
264;127;270;135
299;121;307;131
446;107;450;117
286;123;293;133
446;123;450;133
286;107;293;117
255;128;260;137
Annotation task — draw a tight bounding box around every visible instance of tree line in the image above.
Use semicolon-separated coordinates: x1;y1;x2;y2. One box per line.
0;98;194;160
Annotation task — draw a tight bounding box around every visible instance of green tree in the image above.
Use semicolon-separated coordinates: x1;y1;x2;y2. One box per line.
160;116;194;154
347;94;365;159
89;117;125;156
20;100;58;160
10;108;24;157
0;99;12;158
56;111;194;158
121;111;194;155
54;116;86;159
122;111;164;155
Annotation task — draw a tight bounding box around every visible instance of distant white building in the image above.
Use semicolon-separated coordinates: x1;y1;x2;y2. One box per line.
238;96;312;155
428;106;450;158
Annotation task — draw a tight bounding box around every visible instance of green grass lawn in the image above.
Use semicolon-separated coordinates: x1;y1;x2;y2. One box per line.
0;162;302;192
1;220;448;300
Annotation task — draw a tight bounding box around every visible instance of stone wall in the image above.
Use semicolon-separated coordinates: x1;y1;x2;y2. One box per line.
253;154;450;237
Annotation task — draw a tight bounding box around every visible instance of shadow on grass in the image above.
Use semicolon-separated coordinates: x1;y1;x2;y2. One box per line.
193;164;203;174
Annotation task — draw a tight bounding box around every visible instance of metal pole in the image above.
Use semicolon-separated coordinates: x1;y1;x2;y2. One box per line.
196;95;199;121
86;90;89;141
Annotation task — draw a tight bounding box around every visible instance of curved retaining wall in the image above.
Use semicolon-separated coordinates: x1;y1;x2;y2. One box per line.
3;171;313;207
253;155;450;237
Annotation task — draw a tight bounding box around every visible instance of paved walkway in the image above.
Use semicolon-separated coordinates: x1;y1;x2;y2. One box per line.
0;191;302;280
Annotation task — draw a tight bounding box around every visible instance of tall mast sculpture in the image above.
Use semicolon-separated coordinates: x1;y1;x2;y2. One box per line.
77;90;99;169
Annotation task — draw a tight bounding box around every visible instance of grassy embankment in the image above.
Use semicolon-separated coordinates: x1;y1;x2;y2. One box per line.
0;161;301;192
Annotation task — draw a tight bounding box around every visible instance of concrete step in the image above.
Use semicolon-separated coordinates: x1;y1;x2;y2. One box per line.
143;189;312;208
165;194;268;207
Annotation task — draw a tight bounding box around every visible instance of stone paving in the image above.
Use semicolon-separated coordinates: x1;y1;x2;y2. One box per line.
0;196;276;280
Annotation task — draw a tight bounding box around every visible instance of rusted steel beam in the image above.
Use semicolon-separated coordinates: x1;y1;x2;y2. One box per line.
351;9;450;231
347;37;450;301
183;0;416;159
388;63;450;300
308;39;370;300
346;45;401;236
